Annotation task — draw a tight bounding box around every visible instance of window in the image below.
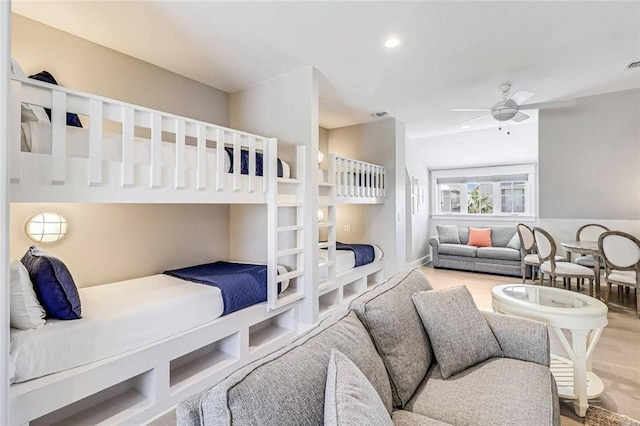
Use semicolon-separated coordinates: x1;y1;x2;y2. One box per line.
439;184;462;213
431;165;536;217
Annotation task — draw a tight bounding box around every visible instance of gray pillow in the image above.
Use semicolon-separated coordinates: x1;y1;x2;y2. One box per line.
488;225;517;247
507;232;521;250
324;349;393;426
411;286;503;379
436;225;461;244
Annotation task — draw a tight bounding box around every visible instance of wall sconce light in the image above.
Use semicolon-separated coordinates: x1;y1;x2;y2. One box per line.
25;212;68;243
317;151;325;164
317;208;325;222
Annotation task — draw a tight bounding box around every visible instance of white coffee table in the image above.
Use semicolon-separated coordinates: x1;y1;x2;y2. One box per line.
492;284;608;417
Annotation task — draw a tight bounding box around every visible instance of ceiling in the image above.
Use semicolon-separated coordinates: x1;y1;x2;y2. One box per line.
12;1;640;138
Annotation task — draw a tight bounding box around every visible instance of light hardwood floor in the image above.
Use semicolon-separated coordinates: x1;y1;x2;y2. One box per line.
420;266;640;425
150;266;639;426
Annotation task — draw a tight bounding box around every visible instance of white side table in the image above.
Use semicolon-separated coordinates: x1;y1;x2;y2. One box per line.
492;284;608;417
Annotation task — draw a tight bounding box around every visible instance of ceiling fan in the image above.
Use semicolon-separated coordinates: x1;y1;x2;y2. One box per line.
451;84;576;126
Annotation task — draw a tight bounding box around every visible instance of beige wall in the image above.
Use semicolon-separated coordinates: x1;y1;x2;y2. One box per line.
11;14;230;126
539;88;640;221
327;118;405;276
10;203;230;287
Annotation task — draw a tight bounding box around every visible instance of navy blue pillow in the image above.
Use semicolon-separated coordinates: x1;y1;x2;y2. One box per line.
21;246;82;320
28;71;83;128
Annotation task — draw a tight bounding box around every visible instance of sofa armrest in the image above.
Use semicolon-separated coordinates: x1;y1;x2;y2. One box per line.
428;236;440;266
482;312;550;367
177;391;204;426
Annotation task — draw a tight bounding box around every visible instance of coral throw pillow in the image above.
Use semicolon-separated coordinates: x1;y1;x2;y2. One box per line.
468;227;492;247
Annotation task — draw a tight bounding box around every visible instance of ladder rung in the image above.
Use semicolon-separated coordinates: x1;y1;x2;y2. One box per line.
278;178;302;184
319;182;334;187
278;225;303;233
318;261;334;268
318;241;332;249
319;222;335;228
277;247;304;257
278;203;303;208
277;270;304;283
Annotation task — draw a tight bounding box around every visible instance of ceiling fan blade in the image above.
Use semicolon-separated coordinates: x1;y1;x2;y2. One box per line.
510;90;535;105
459;113;491;125
520;99;577;110
512;112;529;123
451;108;491;112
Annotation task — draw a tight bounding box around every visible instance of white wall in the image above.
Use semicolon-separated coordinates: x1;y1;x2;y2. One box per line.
10;203;230;287
229;67;319;323
12;14;230;126
405;136;430;266
413;121;539;242
538;88;640;246
414;120;538;171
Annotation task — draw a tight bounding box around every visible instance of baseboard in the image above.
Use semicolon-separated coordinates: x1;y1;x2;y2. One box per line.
407;254;431;270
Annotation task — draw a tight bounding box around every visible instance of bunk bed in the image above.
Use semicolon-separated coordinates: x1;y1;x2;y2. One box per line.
7;75;308;425
317;154;386;319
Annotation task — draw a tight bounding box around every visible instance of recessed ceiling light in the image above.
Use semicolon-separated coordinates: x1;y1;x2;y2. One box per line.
385;37;401;48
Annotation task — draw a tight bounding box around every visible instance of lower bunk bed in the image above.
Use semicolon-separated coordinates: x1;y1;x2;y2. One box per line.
317;242;384;320
9;260;296;425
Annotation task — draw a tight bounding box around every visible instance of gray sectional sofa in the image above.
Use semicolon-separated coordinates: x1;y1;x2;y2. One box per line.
178;269;559;426
429;225;523;276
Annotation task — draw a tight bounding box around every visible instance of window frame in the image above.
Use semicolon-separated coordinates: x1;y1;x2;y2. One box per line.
430;164;537;221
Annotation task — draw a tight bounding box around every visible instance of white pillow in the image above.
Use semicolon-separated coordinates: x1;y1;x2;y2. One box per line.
10;260;46;329
10;58;50;124
277;265;290;292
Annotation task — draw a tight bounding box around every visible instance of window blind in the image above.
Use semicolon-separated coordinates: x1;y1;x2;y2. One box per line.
436;173;528;184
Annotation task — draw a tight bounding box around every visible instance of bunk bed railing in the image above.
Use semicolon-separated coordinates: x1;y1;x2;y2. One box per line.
9;77;277;198
331;155;385;200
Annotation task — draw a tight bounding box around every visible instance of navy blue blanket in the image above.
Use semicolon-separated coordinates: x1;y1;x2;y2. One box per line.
225;147;283;178
164;261;278;316
335;242;376;267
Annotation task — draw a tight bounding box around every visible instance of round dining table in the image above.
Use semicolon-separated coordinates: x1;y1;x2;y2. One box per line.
561;240;601;299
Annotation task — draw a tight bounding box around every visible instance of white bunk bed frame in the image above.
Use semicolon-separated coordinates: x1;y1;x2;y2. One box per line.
317;154;386;320
6;76;309;425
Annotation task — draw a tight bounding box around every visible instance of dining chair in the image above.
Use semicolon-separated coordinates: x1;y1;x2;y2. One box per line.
575;224;610;267
533;227;595;294
598;231;640;318
517;223;564;284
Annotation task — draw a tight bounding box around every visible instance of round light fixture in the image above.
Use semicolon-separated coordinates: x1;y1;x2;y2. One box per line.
385;37;401;48
25;212;68;243
317;208;325;222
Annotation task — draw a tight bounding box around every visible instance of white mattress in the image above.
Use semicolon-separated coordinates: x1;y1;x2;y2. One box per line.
10;274;223;384
21;122;291;178
318;244;383;281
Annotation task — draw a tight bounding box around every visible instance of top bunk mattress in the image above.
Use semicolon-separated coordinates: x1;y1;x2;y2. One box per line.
10;274;223;384
20;122;291;178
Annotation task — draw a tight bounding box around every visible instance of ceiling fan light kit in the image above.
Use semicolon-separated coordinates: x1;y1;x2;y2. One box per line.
452;83;576;134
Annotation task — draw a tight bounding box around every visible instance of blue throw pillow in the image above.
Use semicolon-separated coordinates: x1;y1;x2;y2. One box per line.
21;246;82;320
28;71;83;128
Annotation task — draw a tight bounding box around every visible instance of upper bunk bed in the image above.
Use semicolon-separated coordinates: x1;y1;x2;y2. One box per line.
8;76;296;204
321;154;386;204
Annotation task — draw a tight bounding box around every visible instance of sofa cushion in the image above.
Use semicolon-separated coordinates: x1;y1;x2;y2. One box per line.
477;247;521;261
324;349;392;426
488;225;518;248
468;227;492;247
412;286;503;379
405;359;557;426
199;311;392;425
350;269;434;408
507;232;521;250
438;243;477;258
458;226;470;245
392;410;454;426
436;225;461;244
